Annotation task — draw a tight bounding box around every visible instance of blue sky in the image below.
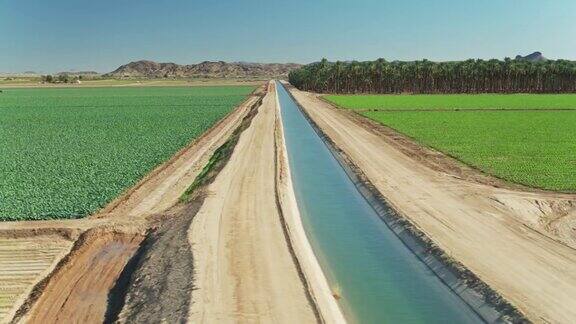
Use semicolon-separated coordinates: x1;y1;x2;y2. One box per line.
1;0;575;73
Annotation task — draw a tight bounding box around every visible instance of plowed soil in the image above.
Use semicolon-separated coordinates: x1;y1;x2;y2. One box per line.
0;236;73;323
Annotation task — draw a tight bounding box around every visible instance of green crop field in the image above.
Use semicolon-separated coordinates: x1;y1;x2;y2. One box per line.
327;94;576;192
0;86;254;220
325;94;576;111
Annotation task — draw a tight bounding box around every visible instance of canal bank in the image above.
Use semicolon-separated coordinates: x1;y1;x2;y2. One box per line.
276;81;519;323
275;85;346;324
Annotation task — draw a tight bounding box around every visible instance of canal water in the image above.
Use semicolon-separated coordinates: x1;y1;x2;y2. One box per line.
276;82;483;323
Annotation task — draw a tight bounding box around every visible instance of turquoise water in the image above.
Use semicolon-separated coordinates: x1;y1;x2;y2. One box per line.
277;82;482;324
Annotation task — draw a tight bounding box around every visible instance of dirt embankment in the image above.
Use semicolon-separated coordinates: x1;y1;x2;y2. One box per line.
320;95;576;249
289;86;576;323
16;229;144;324
110;204;198;323
188;82;319;323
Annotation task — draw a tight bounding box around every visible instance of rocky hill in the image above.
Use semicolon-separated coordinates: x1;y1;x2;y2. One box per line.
105;60;302;78
515;51;547;62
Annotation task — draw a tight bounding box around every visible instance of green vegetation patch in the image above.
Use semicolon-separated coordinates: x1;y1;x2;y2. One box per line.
325;94;576;111
180;135;235;202
180;95;260;202
0;86;254;220
362;110;576;191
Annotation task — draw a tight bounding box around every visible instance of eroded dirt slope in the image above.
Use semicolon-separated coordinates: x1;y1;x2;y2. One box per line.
20;230;144;324
290;86;576;323
114;190;204;323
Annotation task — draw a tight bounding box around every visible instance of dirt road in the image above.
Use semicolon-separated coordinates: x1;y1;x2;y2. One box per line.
289;87;576;323
188;83;319;323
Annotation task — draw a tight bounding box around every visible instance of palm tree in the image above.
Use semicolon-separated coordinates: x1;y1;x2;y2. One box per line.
289;57;576;94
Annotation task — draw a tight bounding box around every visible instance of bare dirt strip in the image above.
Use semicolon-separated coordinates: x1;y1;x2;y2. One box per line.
188;82;322;323
288;85;576;323
0;86;266;323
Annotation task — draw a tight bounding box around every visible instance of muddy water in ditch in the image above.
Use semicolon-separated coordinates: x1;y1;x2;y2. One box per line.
277;82;482;324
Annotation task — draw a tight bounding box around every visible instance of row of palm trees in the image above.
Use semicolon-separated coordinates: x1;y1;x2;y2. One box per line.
288;58;576;94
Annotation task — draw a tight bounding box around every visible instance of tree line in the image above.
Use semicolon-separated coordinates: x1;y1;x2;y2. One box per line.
41;74;82;84
288;58;576;94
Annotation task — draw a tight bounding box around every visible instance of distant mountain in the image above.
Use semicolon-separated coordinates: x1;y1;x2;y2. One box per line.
515;51;546;62
56;71;100;76
104;60;302;78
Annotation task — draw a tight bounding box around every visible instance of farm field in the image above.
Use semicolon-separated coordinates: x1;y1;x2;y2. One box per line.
325;93;576;111
0;86;254;220
326;94;576;191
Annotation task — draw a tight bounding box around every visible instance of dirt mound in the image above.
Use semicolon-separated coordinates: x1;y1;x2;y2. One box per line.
188;82;319;323
111;204;197;323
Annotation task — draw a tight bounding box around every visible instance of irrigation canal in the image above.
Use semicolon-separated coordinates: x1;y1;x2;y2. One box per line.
276;82;485;323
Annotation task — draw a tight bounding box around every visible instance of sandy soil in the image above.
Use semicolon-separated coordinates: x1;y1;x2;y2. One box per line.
188;82;319;323
289;86;576;323
0;236;73;323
